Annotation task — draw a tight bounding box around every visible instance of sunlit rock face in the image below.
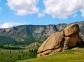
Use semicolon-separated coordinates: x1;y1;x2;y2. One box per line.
37;24;84;57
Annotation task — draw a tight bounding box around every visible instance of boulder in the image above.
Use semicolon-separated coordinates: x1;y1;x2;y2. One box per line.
37;31;64;57
64;24;79;36
37;24;83;57
63;24;83;50
63;34;82;50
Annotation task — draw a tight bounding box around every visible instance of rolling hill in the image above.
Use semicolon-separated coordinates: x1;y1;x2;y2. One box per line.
0;21;84;45
0;21;84;62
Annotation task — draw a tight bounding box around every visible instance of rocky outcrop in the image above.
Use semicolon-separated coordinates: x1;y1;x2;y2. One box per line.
64;24;79;36
63;24;83;50
0;21;84;45
37;32;64;57
37;24;83;57
0;24;67;43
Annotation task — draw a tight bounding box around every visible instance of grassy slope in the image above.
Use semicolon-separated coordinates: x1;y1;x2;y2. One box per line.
17;48;84;62
0;49;31;62
0;42;40;62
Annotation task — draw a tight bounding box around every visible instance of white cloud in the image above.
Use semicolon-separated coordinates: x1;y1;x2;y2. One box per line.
1;23;13;28
7;0;39;15
43;0;84;18
80;8;84;17
0;22;30;28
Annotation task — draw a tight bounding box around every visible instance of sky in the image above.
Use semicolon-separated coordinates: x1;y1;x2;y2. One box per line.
0;0;84;28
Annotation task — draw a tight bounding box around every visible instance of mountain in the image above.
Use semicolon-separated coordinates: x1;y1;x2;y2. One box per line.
0;21;84;45
0;24;67;45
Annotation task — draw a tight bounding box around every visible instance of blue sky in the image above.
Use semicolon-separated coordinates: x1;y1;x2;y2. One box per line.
0;0;84;28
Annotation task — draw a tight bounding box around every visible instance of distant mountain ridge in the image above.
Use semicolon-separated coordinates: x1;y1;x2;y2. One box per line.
0;21;84;45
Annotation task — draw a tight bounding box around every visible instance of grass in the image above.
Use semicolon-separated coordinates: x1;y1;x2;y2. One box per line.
0;45;37;62
0;49;30;62
0;42;40;62
17;48;84;62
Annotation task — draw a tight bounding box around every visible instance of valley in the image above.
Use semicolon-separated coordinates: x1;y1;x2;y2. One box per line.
0;21;84;62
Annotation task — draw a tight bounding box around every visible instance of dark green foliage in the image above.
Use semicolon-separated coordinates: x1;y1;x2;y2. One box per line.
18;55;21;60
28;49;37;58
2;45;23;49
0;36;17;46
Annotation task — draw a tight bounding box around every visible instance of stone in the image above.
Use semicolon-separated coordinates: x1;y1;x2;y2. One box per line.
37;24;83;57
63;24;83;50
64;24;79;36
37;31;64;56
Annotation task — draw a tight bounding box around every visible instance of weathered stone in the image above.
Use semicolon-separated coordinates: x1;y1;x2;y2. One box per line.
37;24;83;57
37;31;64;56
63;24;83;50
64;24;79;36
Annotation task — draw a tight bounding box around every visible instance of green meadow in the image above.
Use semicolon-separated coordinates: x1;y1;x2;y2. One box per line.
17;48;84;62
0;42;40;62
0;48;37;62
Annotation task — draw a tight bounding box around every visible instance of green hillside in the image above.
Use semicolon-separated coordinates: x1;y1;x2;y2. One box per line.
0;36;17;46
0;42;41;62
0;22;84;62
17;48;84;62
0;22;84;45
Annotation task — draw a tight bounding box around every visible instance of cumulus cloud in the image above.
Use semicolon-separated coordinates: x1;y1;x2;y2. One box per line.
0;22;30;28
43;0;84;18
80;8;84;17
7;0;39;15
1;23;13;28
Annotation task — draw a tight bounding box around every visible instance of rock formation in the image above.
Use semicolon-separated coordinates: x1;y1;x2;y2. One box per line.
63;24;83;50
37;24;83;57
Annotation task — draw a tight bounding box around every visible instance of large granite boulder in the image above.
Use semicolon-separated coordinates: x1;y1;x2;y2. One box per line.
63;24;83;50
64;24;80;36
37;32;64;57
37;24;83;57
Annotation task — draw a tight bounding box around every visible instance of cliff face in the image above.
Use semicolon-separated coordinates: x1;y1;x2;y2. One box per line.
0;24;67;43
0;21;83;45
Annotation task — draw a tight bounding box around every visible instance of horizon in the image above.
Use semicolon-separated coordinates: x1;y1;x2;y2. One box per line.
0;21;84;29
0;0;84;28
